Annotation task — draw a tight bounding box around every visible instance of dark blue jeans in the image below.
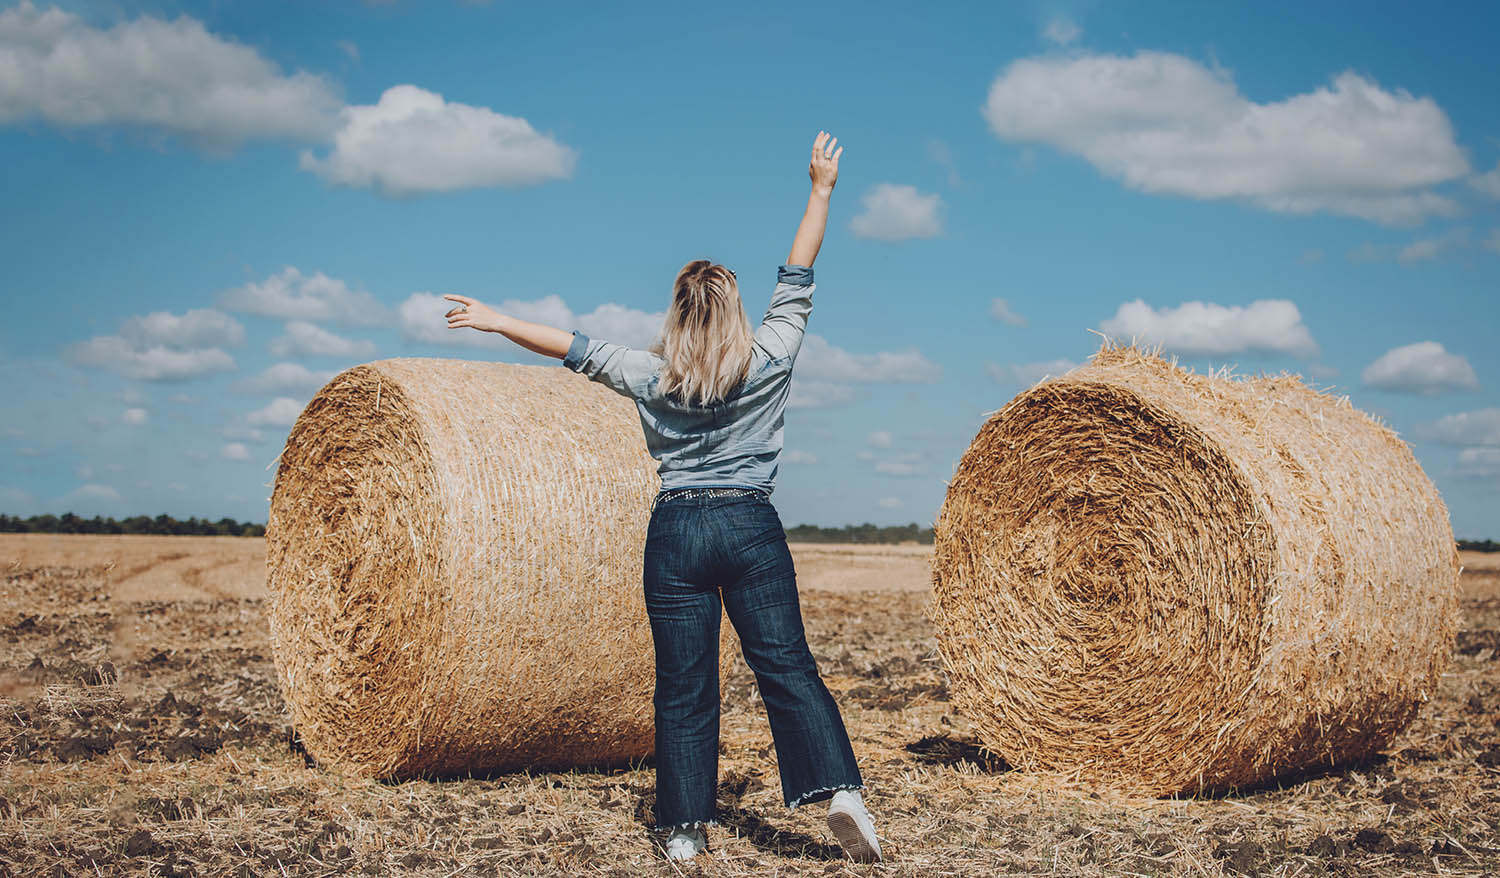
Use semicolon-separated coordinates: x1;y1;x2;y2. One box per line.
643;489;863;831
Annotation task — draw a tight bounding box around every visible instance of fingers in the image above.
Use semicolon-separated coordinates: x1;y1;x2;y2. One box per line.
443;293;476;305
831;145;843;163
823;136;838;159
813;130;829;153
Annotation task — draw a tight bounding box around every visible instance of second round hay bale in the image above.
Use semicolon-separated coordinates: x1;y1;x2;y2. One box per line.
265;358;667;779
931;344;1460;795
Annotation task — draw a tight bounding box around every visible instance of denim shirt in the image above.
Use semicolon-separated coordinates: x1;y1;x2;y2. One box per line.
563;264;814;493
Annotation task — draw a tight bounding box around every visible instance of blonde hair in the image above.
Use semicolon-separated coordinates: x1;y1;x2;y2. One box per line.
649;259;754;406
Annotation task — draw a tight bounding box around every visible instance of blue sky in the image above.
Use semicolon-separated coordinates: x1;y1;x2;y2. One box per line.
2;0;1497;535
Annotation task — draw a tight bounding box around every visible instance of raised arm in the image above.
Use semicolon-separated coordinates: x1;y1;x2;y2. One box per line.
786;131;843;268
443;294;572;358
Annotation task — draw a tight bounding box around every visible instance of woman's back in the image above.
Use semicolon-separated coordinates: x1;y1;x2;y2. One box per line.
562;264;816;493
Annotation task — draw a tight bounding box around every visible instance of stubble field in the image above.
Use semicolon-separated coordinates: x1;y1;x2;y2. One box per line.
1;534;1497;876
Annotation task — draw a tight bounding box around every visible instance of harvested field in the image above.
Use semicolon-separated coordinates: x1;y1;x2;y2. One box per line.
2;534;1497;876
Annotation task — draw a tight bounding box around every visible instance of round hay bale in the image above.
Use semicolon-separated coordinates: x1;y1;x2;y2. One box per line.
265;358;666;779
931;344;1460;795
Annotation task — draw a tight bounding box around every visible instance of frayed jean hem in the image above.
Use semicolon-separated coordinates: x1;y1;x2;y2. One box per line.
786;782;864;811
655;818;718;834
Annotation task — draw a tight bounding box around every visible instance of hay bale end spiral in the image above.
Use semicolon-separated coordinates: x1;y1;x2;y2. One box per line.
932;344;1459;795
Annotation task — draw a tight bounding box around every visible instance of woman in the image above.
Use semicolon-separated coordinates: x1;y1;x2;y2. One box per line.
441;131;879;864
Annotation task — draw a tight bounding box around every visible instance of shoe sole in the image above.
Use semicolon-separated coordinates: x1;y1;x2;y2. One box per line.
827;810;880;863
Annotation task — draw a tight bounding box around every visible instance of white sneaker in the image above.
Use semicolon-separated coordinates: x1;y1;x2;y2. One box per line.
665;827;706;862
827;789;881;863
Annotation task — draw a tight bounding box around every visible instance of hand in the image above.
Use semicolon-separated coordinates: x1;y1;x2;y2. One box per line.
809;131;842;194
443;294;507;334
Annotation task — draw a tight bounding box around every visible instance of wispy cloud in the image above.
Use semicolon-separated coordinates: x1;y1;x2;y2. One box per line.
1042;16;1080;46
65;308;243;381
220;267;390;327
989;298;1027;327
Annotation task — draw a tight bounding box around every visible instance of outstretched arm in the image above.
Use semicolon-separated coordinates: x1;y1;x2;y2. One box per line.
443;294;572;358
786;131;843;268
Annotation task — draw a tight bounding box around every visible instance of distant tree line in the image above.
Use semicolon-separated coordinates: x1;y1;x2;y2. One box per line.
784;522;934;544
0;513;265;537
5;513;1486;549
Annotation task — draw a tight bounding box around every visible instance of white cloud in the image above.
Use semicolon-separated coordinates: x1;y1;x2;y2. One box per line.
73;463;93;480
867;431;893;449
1042;17;1080;46
123;308;245;347
66;307;242;381
221;442;250;461
1100;298;1318;357
849;183;943;240
983;52;1469;225
398;292;664;350
0;1;340;149
783;450;818;465
61;483;122;505
782;335;941;409
988;359;1081;386
300;84;575;195
1;485;34;507
1416;408;1500;447
796;334;942;384
989;298;1027;327
1352;228;1472;264
1453;447;1500;480
120;407;148;425
268;321;377;359
219;267;390;326
1398;228;1470;262
219;422;266;443
1362;341;1479;394
874;453;927;477
1471;161;1500;199
66;340;235;382
168;392;196;404
235;362;339;395
927;139;962;187
877;497;902;509
247;397;304;427
787;380;856;409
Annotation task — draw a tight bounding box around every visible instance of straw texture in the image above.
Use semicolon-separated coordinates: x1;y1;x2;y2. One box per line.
931;344;1460;795
265;358;669;779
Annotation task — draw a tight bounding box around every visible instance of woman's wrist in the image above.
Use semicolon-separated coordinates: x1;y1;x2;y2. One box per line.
811;184;833;200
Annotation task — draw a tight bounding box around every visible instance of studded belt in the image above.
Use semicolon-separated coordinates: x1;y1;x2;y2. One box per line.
652;486;768;510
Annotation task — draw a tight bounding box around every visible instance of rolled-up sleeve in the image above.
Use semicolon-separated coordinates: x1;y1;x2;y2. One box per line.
562;330;591;371
562;330;662;400
753;264;815;361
